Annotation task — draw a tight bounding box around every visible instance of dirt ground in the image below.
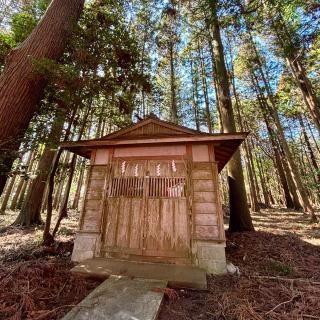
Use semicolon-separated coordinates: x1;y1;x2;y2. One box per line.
159;209;320;320
0;210;102;320
0;208;320;320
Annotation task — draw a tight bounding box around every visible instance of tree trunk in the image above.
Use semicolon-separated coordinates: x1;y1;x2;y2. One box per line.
244;144;260;212
14;112;64;226
274;147;295;208
71;160;85;210
0;0;84;197
10;177;25;210
232;83;260;212
190;59;200;131
306;119;320;154
10;151;35;210
51;106;90;237
43;105;90;243
0;175;16;214
298;115;320;184
43;149;62;245
266;7;320;133
52;154;76;236
16;179;29;209
251;67;316;220
198;41;212;132
206;30;223;132
53;162;68;210
209;0;254;232
286;58;320;133
169;42;178;123
255;152;271;207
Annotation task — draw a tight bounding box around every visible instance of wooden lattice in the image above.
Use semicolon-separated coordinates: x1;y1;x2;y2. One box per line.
108;176;186;198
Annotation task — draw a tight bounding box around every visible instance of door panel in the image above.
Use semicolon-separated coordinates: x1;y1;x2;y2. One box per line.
104;198;144;255
102;159;191;262
144;198;189;258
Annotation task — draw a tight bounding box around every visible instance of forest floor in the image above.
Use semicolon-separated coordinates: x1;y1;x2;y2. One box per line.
0;208;320;320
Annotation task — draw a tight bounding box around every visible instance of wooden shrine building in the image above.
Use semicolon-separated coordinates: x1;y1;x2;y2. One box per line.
61;115;247;274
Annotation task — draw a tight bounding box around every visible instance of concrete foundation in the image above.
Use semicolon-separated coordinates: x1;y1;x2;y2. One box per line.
71;257;207;289
193;240;227;274
72;234;227;275
71;232;101;262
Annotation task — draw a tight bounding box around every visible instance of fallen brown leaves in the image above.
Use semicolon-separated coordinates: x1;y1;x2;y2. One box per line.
158;230;320;320
0;242;101;320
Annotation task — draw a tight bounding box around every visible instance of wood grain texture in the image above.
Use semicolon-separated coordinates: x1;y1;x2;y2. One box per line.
193;191;215;202
194;226;219;239
193;180;215;192
193;202;216;214
195;214;218;226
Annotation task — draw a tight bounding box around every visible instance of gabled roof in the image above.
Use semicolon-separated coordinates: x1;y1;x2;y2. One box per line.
96;114;209;140
61;114;248;173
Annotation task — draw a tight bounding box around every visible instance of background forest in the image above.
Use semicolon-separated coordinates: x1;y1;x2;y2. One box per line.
0;0;319;237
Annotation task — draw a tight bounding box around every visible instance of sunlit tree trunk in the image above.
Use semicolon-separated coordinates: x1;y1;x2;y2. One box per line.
298;115;320;185
14;112;64;226
209;0;254;231
10;151;35;210
251;67;317;221
198;41;212;132
169;42;178;123
232;81;260;212
52;106;90;236
0;175;16;214
190;59;200;131
43;105;92;244
255;152;271;207
16;178;29;209
71;160;85;210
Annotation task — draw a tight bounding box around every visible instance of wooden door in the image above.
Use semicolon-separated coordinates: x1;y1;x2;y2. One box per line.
103;160;145;256
102;159;191;263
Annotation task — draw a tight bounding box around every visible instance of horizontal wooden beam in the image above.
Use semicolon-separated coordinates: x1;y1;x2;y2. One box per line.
61;133;248;149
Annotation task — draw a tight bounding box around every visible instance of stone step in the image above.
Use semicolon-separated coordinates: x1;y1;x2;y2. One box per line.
71;257;207;289
62;276;166;320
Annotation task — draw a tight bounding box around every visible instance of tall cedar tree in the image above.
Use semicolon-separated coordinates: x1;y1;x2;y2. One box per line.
0;0;84;196
208;0;254;231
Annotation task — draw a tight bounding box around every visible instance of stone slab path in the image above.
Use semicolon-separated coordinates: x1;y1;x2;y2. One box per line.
62;276;167;320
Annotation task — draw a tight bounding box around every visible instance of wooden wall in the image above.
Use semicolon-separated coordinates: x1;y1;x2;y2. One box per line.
77;143;224;260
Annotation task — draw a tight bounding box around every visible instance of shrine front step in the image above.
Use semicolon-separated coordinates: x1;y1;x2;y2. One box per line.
62;276;166;320
71;257;207;289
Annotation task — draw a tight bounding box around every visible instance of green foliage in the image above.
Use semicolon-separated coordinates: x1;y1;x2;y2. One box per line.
11;12;37;43
25;0;149;146
0;33;15;70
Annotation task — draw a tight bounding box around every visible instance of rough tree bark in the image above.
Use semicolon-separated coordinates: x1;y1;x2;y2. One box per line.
198;41;213;133
0;175;16;214
298;116;320;185
252;71;317;221
209;0;254;232
169;42;178;123
51;107;90;238
190;59;201;131
10;151;35;211
230;49;260;212
14;113;65;226
0;0;85;197
71;160;85;210
43;106;90;244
